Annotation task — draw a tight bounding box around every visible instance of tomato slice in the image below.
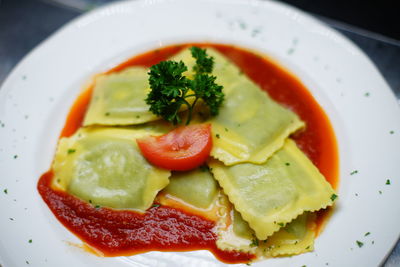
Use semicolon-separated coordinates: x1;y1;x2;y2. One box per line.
137;124;212;171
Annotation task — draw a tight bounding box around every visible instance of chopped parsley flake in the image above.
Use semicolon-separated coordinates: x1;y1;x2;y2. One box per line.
356;240;364;248
199;165;209;172
251;28;261;37
379;190;382;194
250;238;259;247
305;246;310;250
285;162;290;166
386;179;391;185
105;112;110;116
239;21;247;30
4;189;8;194
13;155;18;159
136;115;140;118
350;170;358;175
26;260;30;264
152;204;160;208
365;232;370;236
224;128;229;132
364;92;370;97
390;130;394;134
28;239;32;243
95;205;101;209
67;149;76;154
88;199;92;204
277;222;284;227
9;218;14;221
216;134;220;139
330;194;338;201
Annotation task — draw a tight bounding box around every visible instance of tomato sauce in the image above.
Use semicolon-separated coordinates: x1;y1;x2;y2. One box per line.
38;43;338;262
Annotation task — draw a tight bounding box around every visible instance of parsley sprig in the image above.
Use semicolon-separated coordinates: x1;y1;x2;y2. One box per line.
146;47;224;125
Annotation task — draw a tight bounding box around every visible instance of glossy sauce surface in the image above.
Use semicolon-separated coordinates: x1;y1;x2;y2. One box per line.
38;43;338;263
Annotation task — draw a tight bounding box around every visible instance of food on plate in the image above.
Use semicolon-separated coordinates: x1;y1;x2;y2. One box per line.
137;124;212;171
209;139;335;240
38;44;338;264
52;127;170;211
83;67;160;126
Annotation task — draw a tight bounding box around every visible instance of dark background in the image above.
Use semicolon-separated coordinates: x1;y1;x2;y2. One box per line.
0;0;399;266
1;0;399;94
282;0;399;41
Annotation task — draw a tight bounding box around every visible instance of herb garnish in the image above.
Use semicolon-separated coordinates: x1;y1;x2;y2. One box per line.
386;179;391;185
67;149;76;154
330;194;338;201
146;47;224;125
356;240;364;248
250;238;259;247
199;165;209;172
350;170;358;175
365;232;370;236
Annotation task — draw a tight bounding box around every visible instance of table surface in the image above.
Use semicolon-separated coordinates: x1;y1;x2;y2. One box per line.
0;0;399;266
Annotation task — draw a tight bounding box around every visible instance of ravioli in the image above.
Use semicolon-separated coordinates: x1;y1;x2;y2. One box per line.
161;168;219;209
217;206;316;257
171;48;241;88
52;127;171;212
173;48;304;165
83;67;160;126
209;139;336;240
216;198;258;254
261;213;316;257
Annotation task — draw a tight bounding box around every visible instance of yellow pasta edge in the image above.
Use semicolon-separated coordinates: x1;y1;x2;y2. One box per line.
211;119;305;166
209;139;336;240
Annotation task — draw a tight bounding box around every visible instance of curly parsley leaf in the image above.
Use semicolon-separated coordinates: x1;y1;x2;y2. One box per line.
146;47;224;125
190;46;214;74
191;73;224;116
146;60;191;124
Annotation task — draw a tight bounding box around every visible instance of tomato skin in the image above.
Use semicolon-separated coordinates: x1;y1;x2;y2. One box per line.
137;124;212;171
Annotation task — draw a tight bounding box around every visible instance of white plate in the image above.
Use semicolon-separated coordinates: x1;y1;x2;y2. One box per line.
1;0;400;266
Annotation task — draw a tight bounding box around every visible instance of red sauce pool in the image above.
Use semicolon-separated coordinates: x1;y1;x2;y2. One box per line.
38;43;338;263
